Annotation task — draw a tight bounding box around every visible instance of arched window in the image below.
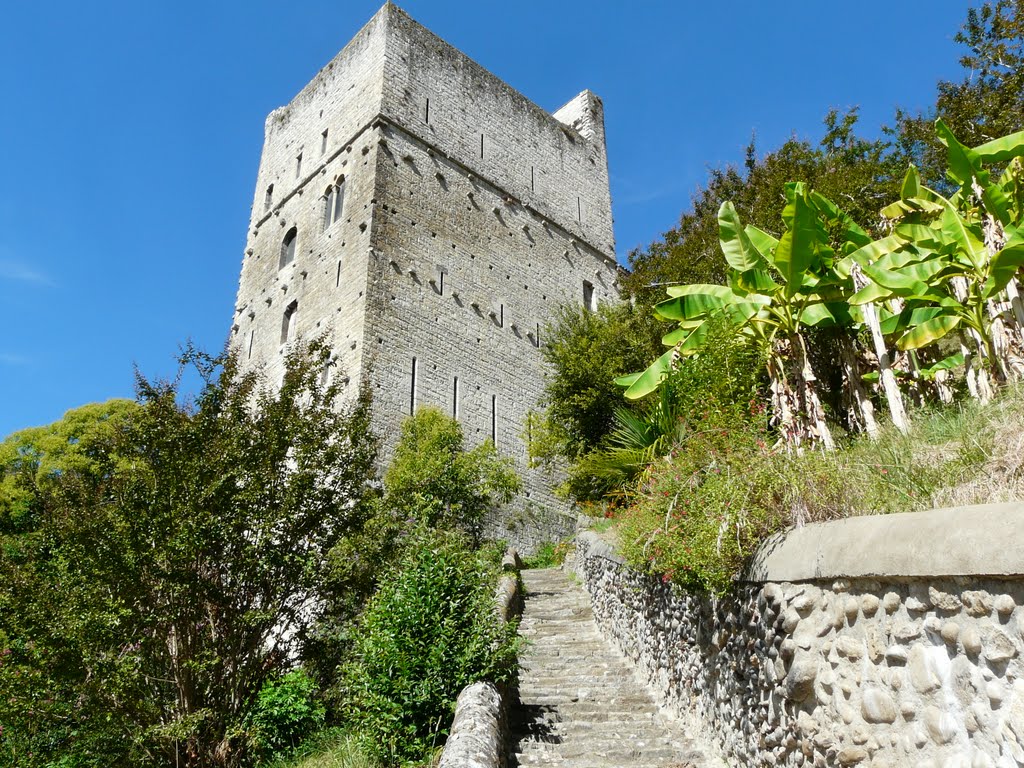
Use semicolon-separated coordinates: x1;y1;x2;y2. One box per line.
321;177;346;231
280;227;297;269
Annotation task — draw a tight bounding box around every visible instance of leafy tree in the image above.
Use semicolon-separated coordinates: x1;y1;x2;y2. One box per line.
383;407;520;536
535;302;663;462
892;0;1024;186
0;340;379;767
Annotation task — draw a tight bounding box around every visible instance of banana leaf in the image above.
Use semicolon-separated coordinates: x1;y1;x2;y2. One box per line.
618;347;678;400
878;305;947;336
718;202;764;272
746;225;779;255
809;191;871;247
982;241;1024;298
896;314;961;350
936;118;984;187
774;186;831;298
836;234;906;277
918;352;966;380
973;129;1024;163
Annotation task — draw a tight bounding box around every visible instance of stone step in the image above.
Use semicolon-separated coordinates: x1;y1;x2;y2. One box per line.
508;568;715;768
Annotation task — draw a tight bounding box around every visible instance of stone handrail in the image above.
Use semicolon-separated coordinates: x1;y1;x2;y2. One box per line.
437;548;522;768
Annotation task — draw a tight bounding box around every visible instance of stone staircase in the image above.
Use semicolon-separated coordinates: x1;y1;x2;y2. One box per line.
509;568;717;768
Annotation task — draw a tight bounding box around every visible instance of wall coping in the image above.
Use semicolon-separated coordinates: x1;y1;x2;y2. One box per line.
580;503;1024;583
746;502;1024;582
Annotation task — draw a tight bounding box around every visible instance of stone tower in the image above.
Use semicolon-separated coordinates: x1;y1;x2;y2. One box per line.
229;3;619;550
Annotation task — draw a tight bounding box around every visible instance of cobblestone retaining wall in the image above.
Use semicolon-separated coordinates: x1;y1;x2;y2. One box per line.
576;504;1024;767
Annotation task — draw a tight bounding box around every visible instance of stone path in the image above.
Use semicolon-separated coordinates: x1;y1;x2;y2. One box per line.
509;568;715;768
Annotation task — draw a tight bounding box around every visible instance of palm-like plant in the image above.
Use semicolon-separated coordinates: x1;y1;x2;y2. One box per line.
618;183;860;450
846;122;1024;401
571;384;688;499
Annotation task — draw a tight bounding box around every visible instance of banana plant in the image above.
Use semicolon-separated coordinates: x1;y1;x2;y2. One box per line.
617;183;849;451
846;123;1024;401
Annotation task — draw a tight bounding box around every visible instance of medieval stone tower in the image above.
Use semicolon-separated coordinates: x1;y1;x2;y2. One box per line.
229;3;619;549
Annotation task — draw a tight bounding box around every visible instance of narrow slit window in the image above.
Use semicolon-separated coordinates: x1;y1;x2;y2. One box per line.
531;166;535;192
480;133;484;159
322;186;334;231
534;322;541;348
264;184;274;211
490;394;497;445
281;301;298;345
296;153;303;178
424;98;430;124
582;280;596;311
321;129;328;155
410;357;418;415
335;261;342;288
280;227;297;269
333;178;345;223
577;196;582;222
247;329;255;359
439;271;445;296
499;303;504;328
452;376;459;419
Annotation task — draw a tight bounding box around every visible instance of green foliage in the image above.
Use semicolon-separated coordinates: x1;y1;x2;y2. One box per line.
521;540;571;569
624;109;900;311
256;728;377;768
0;340;379;768
537;302;663;461
383;407;520;536
564;317;764;502
341;530;519;766
245;671;326;762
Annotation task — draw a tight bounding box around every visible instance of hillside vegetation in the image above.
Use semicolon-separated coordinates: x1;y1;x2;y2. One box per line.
533;0;1024;593
0;342;518;768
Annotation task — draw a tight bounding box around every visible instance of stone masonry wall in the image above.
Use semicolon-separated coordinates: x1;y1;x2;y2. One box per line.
576;504;1024;767
230;4;619;553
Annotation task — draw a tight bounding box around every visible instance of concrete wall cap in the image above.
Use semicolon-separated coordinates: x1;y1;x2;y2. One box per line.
746;502;1024;582
578;530;625;565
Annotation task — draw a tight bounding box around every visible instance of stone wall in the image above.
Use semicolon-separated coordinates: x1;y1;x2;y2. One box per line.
576;503;1024;767
229;4;619;553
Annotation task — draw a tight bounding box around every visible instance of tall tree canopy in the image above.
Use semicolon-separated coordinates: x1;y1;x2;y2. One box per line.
0;341;379;767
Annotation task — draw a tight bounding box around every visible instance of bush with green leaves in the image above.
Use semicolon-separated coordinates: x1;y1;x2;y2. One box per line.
383;407;520;537
0;340;379;768
245;670;326;762
564;317;765;502
341;529;519;766
534;302;663;464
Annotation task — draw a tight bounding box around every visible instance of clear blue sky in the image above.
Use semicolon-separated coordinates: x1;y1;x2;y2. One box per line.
1;1;969;436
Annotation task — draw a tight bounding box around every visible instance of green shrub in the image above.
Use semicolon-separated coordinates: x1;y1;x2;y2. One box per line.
383;408;520;537
522;540;570;569
256;727;377;768
341;529;518;766
536;302;663;462
564;316;766;503
245;670;326;762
